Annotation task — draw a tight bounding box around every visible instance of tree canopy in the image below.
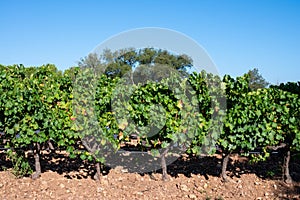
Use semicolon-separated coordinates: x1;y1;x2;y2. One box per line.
78;48;193;78
247;68;269;90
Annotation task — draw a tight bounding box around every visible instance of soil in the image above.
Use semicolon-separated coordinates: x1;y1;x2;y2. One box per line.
1;151;300;200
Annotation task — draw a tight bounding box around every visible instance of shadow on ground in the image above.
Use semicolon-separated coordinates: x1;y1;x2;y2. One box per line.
1;148;300;197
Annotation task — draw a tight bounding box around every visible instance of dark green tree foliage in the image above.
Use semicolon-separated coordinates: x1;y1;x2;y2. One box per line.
270;81;300;96
136;48;192;78
247;68;269;90
81;48;193;78
78;53;104;73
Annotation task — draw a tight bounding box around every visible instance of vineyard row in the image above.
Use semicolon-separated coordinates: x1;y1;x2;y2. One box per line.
0;64;299;183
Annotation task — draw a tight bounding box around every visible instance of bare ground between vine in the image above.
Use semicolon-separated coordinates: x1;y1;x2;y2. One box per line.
0;152;300;200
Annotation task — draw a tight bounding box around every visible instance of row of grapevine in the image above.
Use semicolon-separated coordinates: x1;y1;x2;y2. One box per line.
220;75;300;182
0;64;78;178
0;64;299;183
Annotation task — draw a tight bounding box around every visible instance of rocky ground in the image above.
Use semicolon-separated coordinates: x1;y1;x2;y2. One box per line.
0;152;300;199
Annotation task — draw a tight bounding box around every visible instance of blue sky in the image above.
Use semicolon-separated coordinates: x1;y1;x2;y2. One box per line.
0;0;299;84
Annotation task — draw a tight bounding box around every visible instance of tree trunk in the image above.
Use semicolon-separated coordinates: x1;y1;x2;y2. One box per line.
161;147;169;181
93;162;102;181
283;150;293;184
31;143;41;180
221;153;230;182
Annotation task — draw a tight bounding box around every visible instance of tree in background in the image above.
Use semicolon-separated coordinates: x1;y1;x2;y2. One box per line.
78;53;105;74
247;68;269;90
77;48;193;78
271;81;300;96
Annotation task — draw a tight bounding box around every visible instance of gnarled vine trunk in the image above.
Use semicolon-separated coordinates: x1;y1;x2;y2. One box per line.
161;147;170;181
221;153;230;182
283;149;293;184
31;143;41;179
94;162;102;181
47;140;55;153
81;138;103;181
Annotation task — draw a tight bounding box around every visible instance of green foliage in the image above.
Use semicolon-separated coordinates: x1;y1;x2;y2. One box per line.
219;74;300;161
0;62;299;179
81;48;193;78
188;71;226;155
78;53;105;74
247;68;269;90
95;67;205;157
270;81;300;96
0;64;77;177
7;150;33;178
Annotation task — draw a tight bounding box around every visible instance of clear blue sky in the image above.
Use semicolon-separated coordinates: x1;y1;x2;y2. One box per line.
1;0;299;84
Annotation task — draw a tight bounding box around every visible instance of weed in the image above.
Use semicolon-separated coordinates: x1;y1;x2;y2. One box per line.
7;150;32;178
